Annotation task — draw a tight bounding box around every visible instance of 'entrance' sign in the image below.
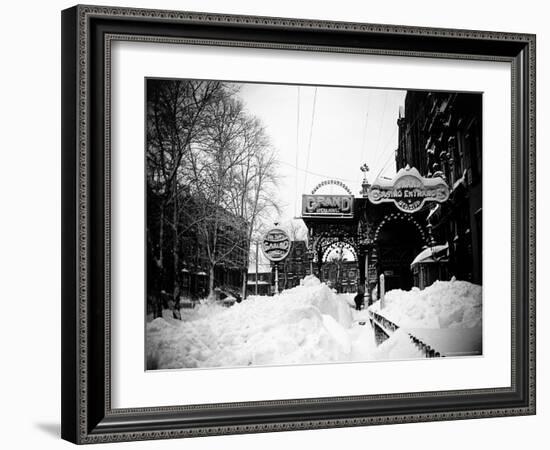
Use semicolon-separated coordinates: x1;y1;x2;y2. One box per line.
368;166;450;213
261;228;292;262
301;194;354;218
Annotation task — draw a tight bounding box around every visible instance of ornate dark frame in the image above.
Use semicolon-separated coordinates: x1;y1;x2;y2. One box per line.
61;4;536;444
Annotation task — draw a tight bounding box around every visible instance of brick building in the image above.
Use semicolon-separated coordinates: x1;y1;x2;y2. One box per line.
396;91;482;285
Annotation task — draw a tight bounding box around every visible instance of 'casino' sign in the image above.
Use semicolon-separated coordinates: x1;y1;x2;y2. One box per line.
368;166;450;213
261;228;292;262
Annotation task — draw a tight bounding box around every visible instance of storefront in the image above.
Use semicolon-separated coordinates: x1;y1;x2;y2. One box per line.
301;169;450;302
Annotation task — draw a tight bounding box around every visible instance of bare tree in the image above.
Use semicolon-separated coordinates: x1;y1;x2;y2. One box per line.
285;219;308;242
188;93;280;297
225;120;281;297
147;79;282;309
146;79;225;314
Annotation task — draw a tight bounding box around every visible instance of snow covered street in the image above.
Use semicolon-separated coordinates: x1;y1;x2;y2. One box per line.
146;276;481;370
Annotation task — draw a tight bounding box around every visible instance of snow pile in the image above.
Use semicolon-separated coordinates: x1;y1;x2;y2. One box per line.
369;279;482;329
146;276;354;369
373;329;425;360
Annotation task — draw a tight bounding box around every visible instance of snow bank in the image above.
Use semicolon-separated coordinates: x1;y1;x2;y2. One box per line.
369;279;482;329
146;276;354;369
373;329;425;360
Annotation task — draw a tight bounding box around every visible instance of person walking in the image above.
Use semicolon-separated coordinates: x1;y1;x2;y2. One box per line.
354;286;365;311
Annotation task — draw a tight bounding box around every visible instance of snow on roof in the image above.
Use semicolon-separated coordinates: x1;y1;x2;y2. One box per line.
372;165;447;189
410;244;448;268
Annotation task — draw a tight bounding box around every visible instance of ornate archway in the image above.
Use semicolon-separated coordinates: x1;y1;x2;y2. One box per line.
321;240;358;263
301;178;432;298
310;179;353;195
371;212;429;291
311;233;358;263
371;211;429;245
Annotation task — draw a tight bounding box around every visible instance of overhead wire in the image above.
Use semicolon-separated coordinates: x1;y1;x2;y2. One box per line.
370;92;390;171
355;93;370;186
302;87;318;195
293;86;301;217
372;94;427;181
279;160;356;184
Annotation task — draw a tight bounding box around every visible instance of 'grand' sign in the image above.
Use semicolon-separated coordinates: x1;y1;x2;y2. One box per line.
301;194;354;218
368;166;450;213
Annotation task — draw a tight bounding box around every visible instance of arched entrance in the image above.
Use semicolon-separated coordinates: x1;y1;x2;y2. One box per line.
319;241;358;293
301;177;433;300
373;215;427;291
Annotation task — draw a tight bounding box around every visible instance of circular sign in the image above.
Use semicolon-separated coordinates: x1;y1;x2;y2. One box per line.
261;228;291;262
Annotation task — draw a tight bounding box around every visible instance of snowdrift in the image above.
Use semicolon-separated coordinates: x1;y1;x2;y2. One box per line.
369;278;482;329
146;277;482;370
146;276;354;369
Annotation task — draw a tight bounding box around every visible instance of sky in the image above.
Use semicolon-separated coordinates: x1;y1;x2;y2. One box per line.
234;82;406;269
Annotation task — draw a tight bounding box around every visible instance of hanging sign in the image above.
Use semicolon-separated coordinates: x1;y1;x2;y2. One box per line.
261;228;292;262
301;194;354;218
367;166;449;213
367;265;378;283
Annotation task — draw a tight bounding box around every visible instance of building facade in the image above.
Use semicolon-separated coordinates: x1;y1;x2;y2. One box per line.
314;260;358;293
281;240;310;290
147;190;249;305
246;271;272;296
396;91;482;285
299;91;482;303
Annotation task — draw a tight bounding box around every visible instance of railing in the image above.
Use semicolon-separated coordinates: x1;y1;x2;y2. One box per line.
367;309;443;358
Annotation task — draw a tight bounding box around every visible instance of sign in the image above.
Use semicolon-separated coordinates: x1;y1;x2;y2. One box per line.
367;265;377;283
367;166;449;213
261;228;291;262
301;194;354;218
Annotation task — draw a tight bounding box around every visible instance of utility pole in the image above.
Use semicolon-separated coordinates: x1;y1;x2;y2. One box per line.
255;240;259;295
274;263;279;294
380;273;385;309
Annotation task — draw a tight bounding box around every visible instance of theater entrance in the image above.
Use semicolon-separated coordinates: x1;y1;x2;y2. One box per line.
301;177;433;303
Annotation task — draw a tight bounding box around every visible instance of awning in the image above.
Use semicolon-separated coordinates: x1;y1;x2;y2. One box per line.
410;244;448;268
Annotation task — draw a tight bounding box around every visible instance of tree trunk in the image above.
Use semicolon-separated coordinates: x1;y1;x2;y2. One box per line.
153;206;165;319
208;265;216;298
241;271;247;299
171;179;180;317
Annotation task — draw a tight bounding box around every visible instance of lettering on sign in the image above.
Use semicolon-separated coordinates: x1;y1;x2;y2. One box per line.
368;166;449;213
261;228;292;262
367;266;378;283
301;194;354;218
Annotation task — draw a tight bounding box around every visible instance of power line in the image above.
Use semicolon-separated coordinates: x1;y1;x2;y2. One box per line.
359;91;371;163
372;127;398;179
355;106;370;186
375;148;398;180
294;86;301;217
371;92;389;170
279;160;357;184
372;96;427;181
302;87;318;195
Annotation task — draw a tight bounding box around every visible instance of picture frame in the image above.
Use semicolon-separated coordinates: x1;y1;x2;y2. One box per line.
61;4;536;444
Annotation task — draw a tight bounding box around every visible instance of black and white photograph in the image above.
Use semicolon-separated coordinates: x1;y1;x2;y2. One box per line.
145;79;483;370
0;0;543;447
